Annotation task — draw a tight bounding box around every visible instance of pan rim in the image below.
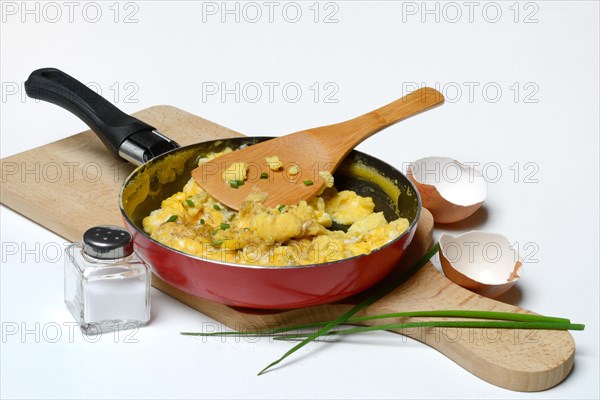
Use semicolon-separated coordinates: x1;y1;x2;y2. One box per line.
119;137;422;270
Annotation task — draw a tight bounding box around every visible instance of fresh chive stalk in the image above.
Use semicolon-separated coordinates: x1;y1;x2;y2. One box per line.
181;309;575;337
270;321;585;340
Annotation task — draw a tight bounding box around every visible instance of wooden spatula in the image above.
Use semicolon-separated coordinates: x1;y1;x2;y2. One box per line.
192;87;444;210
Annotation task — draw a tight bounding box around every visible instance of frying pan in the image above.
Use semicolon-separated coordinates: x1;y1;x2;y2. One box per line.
25;68;421;309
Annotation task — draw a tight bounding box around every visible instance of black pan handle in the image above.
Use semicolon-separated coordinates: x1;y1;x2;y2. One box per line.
25;68;179;165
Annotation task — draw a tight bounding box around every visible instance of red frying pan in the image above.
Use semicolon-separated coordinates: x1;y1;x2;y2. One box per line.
25;68;425;309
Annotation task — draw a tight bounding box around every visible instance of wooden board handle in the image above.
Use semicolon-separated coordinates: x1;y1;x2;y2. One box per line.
362;263;575;392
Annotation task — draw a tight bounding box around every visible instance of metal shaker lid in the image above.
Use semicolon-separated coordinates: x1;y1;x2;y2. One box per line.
82;225;133;259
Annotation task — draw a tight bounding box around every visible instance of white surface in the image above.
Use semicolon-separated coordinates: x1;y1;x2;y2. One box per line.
1;1;599;398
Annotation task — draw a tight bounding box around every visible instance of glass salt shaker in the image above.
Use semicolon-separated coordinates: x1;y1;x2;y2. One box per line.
64;225;151;333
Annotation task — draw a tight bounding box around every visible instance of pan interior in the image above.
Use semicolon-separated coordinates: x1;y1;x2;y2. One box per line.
121;137;419;233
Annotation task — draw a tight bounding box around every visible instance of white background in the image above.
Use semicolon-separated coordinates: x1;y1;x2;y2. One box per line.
1;1;598;398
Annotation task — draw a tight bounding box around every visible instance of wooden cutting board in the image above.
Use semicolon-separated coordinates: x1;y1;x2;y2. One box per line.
0;106;574;392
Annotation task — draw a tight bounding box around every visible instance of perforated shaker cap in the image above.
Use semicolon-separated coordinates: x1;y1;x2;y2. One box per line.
82;226;133;259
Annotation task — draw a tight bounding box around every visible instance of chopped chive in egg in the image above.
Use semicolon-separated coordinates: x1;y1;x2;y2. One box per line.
186;199;195;207
230;179;245;188
229;214;236;221
212;229;220;235
213;204;221;211
166;215;178;223
200;219;205;225
212;240;223;247
278;205;285;212
220;223;230;230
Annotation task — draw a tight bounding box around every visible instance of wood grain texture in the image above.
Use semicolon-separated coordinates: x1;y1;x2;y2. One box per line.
0;106;574;391
192;87;444;210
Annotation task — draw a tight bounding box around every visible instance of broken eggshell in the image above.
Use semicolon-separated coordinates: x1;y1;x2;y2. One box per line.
439;231;523;298
407;157;487;223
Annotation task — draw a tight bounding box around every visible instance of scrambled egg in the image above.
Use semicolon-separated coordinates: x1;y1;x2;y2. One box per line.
319;171;335;189
143;150;410;266
288;164;300;176
222;162;248;184
265;156;283;171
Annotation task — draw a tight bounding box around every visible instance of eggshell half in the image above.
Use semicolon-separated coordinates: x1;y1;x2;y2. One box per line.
439;231;522;298
408;157;487;223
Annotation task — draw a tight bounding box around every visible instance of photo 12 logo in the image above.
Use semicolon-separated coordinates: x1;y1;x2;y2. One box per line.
439;239;540;265
200;1;340;23
2;241;66;264
400;1;540;24
1;1;140;24
1;161;134;184
1;321;141;343
201;81;340;103
2;81;140;104
402;160;540;184
402;82;540;104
